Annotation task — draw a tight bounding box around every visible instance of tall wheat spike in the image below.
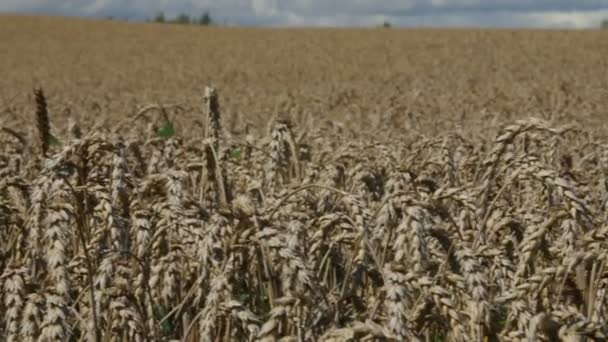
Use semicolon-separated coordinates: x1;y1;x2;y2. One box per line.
34;88;50;157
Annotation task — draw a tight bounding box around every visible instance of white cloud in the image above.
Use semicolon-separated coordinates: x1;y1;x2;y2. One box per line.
251;0;279;17
430;0;481;7
82;0;114;15
524;9;608;28
1;0;607;28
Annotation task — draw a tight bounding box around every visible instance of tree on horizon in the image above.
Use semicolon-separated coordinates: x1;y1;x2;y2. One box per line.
198;11;213;26
153;11;165;23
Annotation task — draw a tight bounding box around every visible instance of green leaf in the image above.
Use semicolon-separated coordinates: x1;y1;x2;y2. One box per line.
161;318;173;336
238;291;249;303
231;147;242;160
48;134;61;146
157;121;175;138
156;305;174;335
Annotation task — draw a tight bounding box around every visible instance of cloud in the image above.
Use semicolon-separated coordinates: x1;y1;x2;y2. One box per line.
1;0;607;28
523;9;608;28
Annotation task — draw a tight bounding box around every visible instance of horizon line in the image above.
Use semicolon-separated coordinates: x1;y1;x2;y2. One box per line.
1;12;606;30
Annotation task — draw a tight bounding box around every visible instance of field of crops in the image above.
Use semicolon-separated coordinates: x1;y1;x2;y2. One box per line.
2;15;608;341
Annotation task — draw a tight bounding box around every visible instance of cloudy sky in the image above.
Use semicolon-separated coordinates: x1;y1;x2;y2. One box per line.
1;0;608;28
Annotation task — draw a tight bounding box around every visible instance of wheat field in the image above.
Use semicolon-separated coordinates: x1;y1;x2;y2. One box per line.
2;15;608;341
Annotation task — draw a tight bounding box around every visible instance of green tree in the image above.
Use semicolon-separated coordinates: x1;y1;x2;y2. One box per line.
198;11;213;26
173;13;191;24
382;21;392;28
602;19;608;29
153;11;165;23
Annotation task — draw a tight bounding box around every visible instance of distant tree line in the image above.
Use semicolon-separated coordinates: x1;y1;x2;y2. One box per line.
151;11;213;26
602;19;608;29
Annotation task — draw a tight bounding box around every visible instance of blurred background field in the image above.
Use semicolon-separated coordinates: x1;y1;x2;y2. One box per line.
2;15;608;138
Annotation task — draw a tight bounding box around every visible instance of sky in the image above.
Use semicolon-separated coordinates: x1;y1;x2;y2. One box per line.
1;0;608;28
